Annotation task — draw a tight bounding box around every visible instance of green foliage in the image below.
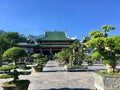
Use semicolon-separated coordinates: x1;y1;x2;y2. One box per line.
70;40;81;49
0;65;16;71
31;53;42;59
91;51;102;59
0;32;19;41
2;47;28;81
18;66;31;70
55;48;70;61
0;74;13;79
32;53;48;65
102;25;115;33
0;32;21;66
102;58;116;65
96;70;120;76
106;36;120;52
102;25;115;37
0;32;20;54
86;25;120;73
17;62;26;65
85;37;106;49
89;30;103;38
3;47;27;60
85;37;106;50
55;40;85;65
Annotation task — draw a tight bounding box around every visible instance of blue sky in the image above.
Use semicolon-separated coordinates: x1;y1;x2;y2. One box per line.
0;0;120;40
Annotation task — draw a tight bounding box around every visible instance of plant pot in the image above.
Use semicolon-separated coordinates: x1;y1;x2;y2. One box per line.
2;85;29;90
32;66;43;73
1;80;30;90
93;72;120;90
64;65;88;72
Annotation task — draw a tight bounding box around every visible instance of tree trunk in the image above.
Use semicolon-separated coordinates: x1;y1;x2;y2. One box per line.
13;59;17;66
106;64;114;73
13;69;19;81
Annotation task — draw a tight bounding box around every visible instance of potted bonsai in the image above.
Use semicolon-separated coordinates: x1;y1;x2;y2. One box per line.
1;47;30;90
56;41;88;72
31;53;48;73
85;25;120;90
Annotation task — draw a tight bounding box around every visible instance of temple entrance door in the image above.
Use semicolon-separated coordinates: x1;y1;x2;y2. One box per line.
43;51;49;55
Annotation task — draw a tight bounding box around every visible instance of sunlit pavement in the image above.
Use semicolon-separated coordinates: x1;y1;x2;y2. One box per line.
22;61;94;90
1;60;118;90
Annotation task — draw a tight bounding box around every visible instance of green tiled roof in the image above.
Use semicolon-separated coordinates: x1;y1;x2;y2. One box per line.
40;31;72;41
40;44;70;47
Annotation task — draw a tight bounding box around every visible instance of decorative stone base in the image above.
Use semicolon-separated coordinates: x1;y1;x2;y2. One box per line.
32;66;43;73
64;65;88;72
93;72;120;90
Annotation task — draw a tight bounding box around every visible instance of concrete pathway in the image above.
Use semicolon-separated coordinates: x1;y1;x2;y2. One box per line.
23;61;94;90
0;61;94;90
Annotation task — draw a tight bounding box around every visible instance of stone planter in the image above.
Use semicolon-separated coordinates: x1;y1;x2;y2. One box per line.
32;65;43;73
2;85;29;90
93;72;120;90
1;80;30;90
64;65;88;72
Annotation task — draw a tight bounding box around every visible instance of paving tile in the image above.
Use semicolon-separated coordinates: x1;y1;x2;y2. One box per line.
0;61;95;90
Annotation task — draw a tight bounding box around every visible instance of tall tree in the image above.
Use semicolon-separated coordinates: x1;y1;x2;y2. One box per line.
86;25;120;73
0;32;20;66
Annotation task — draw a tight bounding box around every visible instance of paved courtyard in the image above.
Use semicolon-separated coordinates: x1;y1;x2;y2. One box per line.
23;61;94;90
1;60;119;90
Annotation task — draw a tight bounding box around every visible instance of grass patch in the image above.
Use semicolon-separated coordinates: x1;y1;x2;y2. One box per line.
96;70;120;76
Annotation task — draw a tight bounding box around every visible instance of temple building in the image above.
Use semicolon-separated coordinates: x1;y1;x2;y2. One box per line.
18;31;76;58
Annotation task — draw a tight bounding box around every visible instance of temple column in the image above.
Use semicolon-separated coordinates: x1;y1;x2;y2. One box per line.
49;48;54;60
49;48;52;54
40;48;43;54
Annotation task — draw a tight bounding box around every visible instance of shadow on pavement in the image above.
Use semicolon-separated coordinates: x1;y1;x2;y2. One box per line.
49;88;92;90
42;70;65;72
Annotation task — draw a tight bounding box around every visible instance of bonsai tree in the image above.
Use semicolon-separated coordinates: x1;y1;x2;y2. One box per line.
31;53;48;65
3;47;27;66
55;41;85;66
85;25;120;73
69;41;85;65
31;53;48;73
31;53;41;64
1;47;30;90
55;48;71;65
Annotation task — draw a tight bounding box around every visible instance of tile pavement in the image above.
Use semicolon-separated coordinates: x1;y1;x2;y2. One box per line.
0;61;105;90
